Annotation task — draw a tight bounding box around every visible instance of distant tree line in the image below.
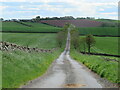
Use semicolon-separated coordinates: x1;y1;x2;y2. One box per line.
1;16;118;27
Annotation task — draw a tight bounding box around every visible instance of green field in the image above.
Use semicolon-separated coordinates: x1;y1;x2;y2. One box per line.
78;27;118;36
2;33;57;49
2;33;62;88
80;36;119;55
70;50;119;83
1;22;62;32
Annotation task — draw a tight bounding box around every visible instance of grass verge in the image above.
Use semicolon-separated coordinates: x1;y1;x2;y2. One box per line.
70;50;119;83
2;49;61;88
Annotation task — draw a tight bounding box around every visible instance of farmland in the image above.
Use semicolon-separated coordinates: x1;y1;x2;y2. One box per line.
80;36;119;55
40;19;103;27
1;33;57;49
1;22;62;32
2;33;62;88
78;27;118;36
41;20;118;36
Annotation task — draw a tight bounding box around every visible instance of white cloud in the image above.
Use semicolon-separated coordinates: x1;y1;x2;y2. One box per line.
1;0;118;19
101;12;118;15
0;6;8;13
99;8;105;11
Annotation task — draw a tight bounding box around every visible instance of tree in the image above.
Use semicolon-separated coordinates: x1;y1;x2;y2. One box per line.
35;16;40;22
56;24;69;48
71;27;80;50
86;34;95;54
80;37;86;53
0;18;3;21
56;31;66;48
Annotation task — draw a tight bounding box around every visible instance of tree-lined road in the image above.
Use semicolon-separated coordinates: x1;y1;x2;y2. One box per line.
21;25;103;88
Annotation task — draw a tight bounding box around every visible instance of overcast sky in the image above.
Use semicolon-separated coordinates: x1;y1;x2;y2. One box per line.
0;0;119;20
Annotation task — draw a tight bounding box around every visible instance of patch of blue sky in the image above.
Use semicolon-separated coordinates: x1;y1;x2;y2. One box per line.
1;2;44;6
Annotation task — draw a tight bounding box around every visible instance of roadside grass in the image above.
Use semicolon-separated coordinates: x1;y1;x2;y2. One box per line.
2;49;61;88
80;36;119;55
0;51;2;89
1;22;62;32
2;33;62;88
2;33;57;49
70;50;119;83
78;27;118;36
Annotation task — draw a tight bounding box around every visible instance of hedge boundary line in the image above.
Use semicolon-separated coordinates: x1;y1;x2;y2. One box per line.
80;52;120;60
14;21;33;27
1;31;120;37
0;31;58;33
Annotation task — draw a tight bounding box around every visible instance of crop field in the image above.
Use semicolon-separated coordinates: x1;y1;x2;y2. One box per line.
92;37;119;55
78;27;118;36
70;50;119;83
1;33;57;49
40;19;103;27
2;33;62;88
1;22;62;32
80;36;119;55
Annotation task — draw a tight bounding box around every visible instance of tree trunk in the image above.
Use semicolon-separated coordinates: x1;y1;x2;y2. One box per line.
88;44;90;54
84;43;86;53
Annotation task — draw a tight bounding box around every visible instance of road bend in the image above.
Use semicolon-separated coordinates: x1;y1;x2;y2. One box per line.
21;25;102;88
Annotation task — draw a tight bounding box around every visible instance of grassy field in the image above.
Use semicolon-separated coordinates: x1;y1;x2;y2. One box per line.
2;33;57;49
80;36;119;55
1;22;62;32
2;33;62;88
70;50;119;83
78;27;118;36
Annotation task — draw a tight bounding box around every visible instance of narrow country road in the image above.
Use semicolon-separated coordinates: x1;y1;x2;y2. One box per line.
21;26;102;88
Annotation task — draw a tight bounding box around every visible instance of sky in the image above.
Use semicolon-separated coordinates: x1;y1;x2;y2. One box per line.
0;0;119;20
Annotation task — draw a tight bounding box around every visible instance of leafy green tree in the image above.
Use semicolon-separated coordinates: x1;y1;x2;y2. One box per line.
71;27;80;50
36;16;40;22
80;37;86;53
56;31;65;48
0;18;3;21
86;34;95;53
56;24;69;48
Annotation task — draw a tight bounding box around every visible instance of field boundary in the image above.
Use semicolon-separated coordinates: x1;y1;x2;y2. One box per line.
1;41;57;53
80;52;120;58
80;34;120;37
1;31;119;37
0;31;58;33
14;21;33;27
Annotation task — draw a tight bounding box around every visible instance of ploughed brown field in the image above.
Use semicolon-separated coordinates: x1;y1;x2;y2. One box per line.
40;19;103;27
